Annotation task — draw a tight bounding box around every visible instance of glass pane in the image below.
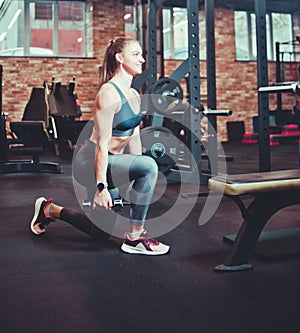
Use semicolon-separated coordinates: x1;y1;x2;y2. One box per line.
272;13;293;62
251;13;257;59
266;14;273;60
172;7;188;60
234;11;250;60
251;13;275;60
248;12;292;62
163;8;172;59
199;10;206;60
58;1;85;56
0;0;24;56
125;5;134;38
163;8;188;60
29;2;54;56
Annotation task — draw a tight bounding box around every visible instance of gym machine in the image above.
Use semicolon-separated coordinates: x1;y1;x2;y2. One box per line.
45;76;86;156
256;1;300;172
0;64;62;174
259;81;300;165
213;0;300;271
132;0;232;185
275;37;300;111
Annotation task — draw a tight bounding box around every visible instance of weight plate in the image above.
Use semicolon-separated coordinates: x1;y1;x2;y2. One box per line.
150;78;183;115
140;126;183;174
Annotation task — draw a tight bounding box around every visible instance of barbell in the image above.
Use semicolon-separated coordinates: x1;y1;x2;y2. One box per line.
258;82;300;94
149;77;233;117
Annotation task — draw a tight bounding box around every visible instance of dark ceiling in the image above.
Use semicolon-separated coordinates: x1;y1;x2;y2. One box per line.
124;0;300;13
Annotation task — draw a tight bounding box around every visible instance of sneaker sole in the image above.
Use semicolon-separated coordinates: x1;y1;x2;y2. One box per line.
30;197;47;235
121;243;170;256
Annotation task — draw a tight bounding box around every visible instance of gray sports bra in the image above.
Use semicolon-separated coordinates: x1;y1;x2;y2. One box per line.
108;81;142;137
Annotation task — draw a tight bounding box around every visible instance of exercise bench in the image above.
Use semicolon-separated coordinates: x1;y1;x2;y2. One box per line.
208;169;300;272
0;119;61;174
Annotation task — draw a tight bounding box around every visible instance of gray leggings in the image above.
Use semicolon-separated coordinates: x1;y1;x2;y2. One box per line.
73;140;158;226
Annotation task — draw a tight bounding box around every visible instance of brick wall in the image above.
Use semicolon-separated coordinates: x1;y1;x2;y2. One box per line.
0;1;299;142
1;0;125;124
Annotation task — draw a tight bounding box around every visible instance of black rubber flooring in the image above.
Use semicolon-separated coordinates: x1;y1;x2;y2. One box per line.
1;141;300;333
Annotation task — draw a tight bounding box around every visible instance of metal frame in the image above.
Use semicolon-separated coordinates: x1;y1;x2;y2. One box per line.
133;0;205;183
132;0;233;184
255;0;271;172
275;38;300;110
255;1;300;171
205;0;218;176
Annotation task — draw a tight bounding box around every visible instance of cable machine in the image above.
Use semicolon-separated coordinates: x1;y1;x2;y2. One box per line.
275;38;300;111
256;1;300;171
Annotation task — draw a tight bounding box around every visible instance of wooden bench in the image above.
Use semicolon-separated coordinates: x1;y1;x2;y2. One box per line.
208;169;300;271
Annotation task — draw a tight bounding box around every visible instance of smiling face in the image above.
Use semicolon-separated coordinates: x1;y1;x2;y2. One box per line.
116;41;145;76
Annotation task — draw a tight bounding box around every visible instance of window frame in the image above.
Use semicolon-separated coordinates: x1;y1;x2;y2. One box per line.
234;10;294;62
162;6;189;60
0;0;86;58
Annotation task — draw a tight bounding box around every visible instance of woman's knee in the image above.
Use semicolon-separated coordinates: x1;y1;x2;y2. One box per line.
136;155;158;176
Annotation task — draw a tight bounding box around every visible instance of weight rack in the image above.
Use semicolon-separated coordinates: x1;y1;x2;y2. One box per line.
133;0;224;185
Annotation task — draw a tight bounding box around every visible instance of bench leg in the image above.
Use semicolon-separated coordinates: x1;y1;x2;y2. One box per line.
215;189;300;272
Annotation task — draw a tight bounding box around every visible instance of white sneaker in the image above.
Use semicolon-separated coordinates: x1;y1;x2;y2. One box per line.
30;197;54;235
121;230;170;255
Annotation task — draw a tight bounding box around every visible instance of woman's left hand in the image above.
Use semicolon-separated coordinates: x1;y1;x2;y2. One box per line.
92;189;113;210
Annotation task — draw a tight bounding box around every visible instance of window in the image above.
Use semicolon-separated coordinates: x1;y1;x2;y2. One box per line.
124;5;134;38
0;0;86;57
234;11;293;61
163;7;188;60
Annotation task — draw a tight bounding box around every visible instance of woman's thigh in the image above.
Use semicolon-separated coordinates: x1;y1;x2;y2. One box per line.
108;154;157;188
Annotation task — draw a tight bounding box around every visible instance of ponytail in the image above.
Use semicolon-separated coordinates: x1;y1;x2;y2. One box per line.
100;37;137;88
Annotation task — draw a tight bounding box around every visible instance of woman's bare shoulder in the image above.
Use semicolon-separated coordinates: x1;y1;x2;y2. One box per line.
98;82;115;96
95;83;118;102
94;83;121;111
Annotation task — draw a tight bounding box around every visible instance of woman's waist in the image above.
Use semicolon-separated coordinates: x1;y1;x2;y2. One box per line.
88;137;128;155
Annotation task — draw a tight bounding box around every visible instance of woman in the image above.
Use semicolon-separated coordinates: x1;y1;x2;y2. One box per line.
30;37;170;256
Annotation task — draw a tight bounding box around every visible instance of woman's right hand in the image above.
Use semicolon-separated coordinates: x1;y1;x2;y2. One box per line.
92;189;113;210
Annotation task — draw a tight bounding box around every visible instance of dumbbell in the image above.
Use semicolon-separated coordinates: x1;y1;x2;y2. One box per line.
82;197;130;213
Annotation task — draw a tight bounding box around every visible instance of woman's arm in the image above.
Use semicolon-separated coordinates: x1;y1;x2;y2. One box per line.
93;85;119;209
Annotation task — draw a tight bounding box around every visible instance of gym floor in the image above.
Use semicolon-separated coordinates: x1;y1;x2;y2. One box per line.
1;141;300;333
